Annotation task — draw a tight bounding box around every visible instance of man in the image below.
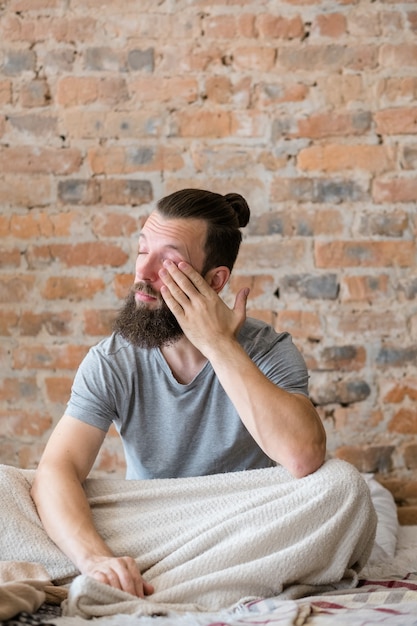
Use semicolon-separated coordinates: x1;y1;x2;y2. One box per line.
30;189;365;602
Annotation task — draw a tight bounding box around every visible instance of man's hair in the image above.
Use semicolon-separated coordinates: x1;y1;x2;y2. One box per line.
156;188;250;274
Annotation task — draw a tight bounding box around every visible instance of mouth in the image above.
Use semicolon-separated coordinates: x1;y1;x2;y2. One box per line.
134;284;160;306
135;291;158;304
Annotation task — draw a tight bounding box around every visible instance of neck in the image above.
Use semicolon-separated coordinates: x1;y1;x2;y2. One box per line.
160;336;207;385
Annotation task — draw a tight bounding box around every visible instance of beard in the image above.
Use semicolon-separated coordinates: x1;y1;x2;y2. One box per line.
113;283;184;349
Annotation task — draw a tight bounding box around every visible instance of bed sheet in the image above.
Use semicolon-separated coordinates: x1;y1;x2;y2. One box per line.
2;526;416;626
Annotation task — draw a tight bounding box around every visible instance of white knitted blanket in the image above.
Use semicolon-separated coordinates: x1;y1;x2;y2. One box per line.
0;460;376;618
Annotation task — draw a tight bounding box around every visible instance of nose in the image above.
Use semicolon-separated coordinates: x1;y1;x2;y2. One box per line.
135;253;162;286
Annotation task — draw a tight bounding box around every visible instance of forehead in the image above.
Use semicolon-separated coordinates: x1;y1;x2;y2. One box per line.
139;211;207;251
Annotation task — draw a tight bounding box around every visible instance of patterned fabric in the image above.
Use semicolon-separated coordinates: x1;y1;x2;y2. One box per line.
1;576;417;626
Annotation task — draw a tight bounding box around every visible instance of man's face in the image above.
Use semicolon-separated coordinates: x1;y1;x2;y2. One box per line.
114;212;207;349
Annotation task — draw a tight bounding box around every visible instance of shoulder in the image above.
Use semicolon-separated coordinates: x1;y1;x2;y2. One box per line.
238;317;292;351
89;332;133;357
81;333;147;372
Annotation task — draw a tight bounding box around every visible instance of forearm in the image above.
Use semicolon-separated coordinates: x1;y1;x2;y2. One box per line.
207;340;326;478
31;464;113;572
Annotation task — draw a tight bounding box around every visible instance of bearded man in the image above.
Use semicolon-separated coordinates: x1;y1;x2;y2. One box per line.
30;188;376;603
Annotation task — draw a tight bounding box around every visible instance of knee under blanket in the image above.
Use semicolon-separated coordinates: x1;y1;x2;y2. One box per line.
0;459;376;617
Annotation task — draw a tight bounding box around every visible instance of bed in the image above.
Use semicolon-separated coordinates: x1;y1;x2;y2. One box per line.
1;466;416;626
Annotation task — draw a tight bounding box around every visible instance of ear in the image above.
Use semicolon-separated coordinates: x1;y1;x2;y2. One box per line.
205;266;230;293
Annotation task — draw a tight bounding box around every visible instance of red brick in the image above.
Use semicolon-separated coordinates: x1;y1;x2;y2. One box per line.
314;13;347;37
17;442;50;470
398;507;417;525
203;15;238;38
63;110;163;140
373;178;417;203
319;345;366;371
271;178;365;207
388;408;417;434
233;47;276;71
93;446;126;475
257;14;304;39
12;344;89;371
92;213;138;237
0;310;19;336
408;11;417;32
113;274;133;299
0;275;35;302
0;147;82;175
42;276;105;301
0;215;10;237
317;75;364;107
298;144;394;173
29;242;128;268
0;246;21;268
383;379;417;403
1;14;95;43
376;77;417;102
379;44;417;68
129;77;198;104
228;274;275;299
88;146;184;174
358;209;409;237
335;311;399;336
0;80;12;105
45;376;73;404
341;274;389;302
334;445;395;473
99;180;153;207
205;76;251;106
235;240;307;270
275;310;322;341
57;76;128;107
19;79;51;107
278;45;378;72
192;145;262;173
0;377;37;402
256;152;288;171
231;111;268;137
401;144;417;170
382;479;417;504
7;0;59;11
375;107;417;134
315;240;415;268
246;309;275;325
0;409;52;437
9;212;52;238
7;113;57;138
84;309;118;336
173;110;231;138
0;176;51;207
19;311;72;336
404;444;417;470
253;81;309;107
294;111;371;138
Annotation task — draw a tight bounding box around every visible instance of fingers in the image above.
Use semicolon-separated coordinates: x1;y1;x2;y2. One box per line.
159;260;209;300
87;556;154;598
234;287;250;316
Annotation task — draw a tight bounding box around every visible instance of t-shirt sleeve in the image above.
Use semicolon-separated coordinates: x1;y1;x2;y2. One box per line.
65;346;117;432
244;326;310;397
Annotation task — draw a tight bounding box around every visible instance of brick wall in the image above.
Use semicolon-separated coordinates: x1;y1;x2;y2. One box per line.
0;0;416;522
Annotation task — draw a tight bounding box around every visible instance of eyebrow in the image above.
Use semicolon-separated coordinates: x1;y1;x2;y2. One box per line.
138;233;184;254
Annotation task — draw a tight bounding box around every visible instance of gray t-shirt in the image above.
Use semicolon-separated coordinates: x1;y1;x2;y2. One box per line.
66;318;310;479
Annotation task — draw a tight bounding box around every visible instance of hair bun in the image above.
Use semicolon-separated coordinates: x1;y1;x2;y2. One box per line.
224;193;250;228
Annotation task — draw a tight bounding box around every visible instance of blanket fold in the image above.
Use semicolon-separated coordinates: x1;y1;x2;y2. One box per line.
0;561;67;620
0;460;377;618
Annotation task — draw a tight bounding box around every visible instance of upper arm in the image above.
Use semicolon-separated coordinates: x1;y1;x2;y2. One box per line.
36;415;107;483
